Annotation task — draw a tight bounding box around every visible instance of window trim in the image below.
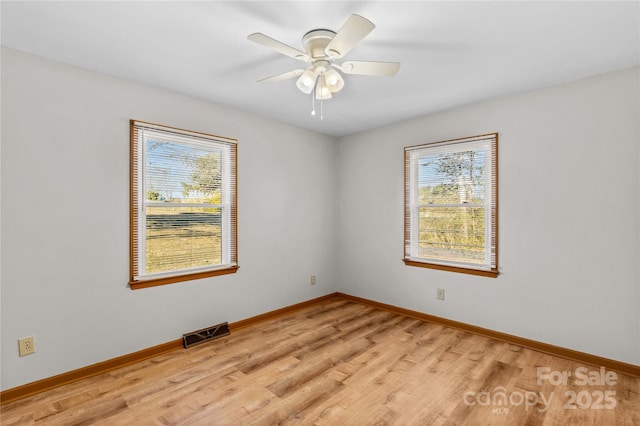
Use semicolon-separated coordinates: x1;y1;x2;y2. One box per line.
129;120;238;290
403;133;498;278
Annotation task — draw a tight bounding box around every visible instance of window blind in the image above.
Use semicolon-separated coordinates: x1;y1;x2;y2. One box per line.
404;133;498;276
130;120;237;287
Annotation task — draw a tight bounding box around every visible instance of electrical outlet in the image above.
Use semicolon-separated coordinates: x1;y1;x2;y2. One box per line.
436;288;445;300
19;336;35;356
310;275;316;285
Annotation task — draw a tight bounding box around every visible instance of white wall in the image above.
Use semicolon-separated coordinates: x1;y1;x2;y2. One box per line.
0;48;339;390
337;67;640;365
2;47;638;392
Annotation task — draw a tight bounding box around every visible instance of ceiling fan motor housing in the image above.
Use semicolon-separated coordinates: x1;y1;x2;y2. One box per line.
302;29;337;59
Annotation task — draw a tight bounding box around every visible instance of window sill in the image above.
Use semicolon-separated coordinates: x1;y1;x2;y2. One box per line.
403;259;498;278
129;265;239;290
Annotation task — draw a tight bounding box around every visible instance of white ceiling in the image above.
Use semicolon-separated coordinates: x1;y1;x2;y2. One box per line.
2;1;639;137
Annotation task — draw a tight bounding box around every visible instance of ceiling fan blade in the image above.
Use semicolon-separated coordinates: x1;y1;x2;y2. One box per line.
339;61;401;77
325;14;375;59
247;33;310;62
257;69;305;84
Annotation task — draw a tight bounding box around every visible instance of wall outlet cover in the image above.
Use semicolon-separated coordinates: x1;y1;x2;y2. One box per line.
19;336;35;356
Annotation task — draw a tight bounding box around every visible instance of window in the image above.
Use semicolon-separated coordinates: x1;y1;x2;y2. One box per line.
130;120;238;289
404;133;498;277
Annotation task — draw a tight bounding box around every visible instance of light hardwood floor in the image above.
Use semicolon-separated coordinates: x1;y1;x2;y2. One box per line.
2;298;638;425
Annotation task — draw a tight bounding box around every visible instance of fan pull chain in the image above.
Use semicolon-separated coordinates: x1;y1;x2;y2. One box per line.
320;99;324;120
311;89;316;116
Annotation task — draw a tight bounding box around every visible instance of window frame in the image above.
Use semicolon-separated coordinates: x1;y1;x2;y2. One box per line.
129;120;238;290
403;133;498;278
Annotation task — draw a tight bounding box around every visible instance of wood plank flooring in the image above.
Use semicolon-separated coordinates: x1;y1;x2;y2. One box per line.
2;298;638;425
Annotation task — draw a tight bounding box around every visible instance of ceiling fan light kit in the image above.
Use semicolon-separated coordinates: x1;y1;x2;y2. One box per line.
248;14;400;118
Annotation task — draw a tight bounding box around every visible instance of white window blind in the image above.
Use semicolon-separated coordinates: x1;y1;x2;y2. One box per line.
404;133;498;276
130;120;237;288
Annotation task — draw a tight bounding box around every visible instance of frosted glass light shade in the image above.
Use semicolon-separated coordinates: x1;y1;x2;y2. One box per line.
324;69;344;93
296;69;317;94
315;75;332;100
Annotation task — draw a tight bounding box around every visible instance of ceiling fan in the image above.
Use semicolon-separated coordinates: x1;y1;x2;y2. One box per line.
247;14;400;102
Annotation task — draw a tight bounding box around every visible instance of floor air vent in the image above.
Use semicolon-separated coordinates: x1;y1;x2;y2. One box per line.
183;322;230;348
